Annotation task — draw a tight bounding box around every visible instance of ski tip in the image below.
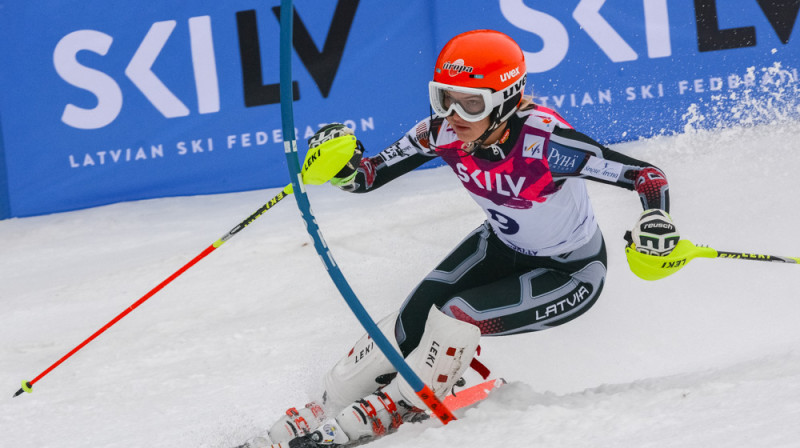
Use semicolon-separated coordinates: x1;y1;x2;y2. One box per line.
13;381;32;397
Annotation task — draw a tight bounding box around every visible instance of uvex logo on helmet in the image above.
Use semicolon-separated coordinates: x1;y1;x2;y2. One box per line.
500;66;521;83
442;59;474;77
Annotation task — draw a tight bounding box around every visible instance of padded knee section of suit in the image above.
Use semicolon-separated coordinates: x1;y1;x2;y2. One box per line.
323;311;401;410
396;306;481;408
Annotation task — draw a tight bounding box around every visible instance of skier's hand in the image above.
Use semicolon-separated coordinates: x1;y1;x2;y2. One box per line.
629;209;680;256
308;123;363;187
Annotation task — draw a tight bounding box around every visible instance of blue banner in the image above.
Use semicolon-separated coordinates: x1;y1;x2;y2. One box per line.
1;0;798;218
0;112;9;219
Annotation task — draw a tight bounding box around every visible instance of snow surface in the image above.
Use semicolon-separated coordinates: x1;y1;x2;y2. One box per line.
2;121;800;448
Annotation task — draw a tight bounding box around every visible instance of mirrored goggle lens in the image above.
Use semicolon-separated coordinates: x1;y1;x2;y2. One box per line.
429;83;492;122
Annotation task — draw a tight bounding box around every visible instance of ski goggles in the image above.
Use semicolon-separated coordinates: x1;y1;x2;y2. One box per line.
428;82;502;122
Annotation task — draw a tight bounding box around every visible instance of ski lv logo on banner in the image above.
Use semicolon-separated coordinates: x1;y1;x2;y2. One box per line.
55;0;360;130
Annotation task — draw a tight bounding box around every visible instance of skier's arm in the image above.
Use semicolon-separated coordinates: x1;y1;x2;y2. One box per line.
331;122;440;193
549;126;670;212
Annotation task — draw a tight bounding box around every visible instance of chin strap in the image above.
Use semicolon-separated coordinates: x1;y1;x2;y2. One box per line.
465;96;518;152
464;120;501;153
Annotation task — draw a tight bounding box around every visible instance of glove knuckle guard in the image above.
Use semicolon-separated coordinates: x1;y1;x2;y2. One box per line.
308;123;354;149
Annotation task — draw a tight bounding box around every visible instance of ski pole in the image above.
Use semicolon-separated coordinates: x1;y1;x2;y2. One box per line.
14;135;358;398
14;185;292;397
625;235;799;281
713;250;800;264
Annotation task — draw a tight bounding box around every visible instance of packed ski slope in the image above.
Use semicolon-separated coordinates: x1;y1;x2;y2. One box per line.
2;121;800;448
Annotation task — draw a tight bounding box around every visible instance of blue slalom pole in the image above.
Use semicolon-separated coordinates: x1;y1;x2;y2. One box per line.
277;0;454;424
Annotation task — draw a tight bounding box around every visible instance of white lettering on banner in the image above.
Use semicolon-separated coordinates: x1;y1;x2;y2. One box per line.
125;20;190;118
227;132;269;149
177;138;214;155
678;70;765;94
66;118;375;169
625;84;665;100
54;16;220;130
499;0;568;73
224;119;376;150
573;0;637;62
643;0;671;58
499;0;672;72
535;66;799;109
580;156;623;181
536;90;612;108
54;30;123;130
188;16;220;114
69;145;165;168
455;163;526;197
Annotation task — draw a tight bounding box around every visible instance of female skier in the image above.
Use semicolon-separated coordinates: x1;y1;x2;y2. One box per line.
249;29;675;448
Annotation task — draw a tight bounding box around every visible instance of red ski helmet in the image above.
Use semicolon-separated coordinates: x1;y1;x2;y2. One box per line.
429;30;527;123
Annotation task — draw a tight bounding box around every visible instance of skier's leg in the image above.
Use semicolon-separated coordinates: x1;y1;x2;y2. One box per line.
322;311;402;410
441;226;608;335
312;228;608;446
267;312;401;444
395;222;516;355
327;307;480;444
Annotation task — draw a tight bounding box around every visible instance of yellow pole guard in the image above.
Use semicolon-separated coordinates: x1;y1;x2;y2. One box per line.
301;135;358;185
625;239;717;281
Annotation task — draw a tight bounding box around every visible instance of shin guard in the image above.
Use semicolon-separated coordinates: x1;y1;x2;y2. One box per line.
322;312;401;410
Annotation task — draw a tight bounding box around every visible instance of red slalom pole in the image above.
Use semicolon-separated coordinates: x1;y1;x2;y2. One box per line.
15;245;215;396
14;185;293;397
